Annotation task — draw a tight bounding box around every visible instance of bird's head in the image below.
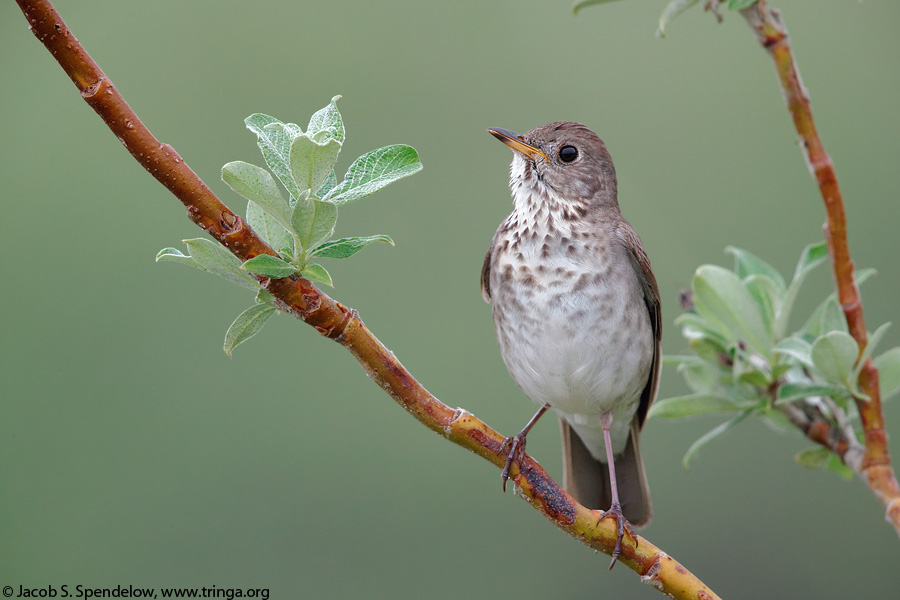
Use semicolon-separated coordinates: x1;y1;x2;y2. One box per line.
488;121;619;213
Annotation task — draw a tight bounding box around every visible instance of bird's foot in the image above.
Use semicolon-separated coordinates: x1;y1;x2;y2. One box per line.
498;432;527;492
596;502;638;569
497;405;549;492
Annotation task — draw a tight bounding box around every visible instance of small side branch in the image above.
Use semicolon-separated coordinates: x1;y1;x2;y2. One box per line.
778;402;864;474
15;0;722;597
741;1;900;534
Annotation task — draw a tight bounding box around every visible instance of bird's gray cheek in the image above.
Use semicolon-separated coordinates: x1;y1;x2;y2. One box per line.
567;170;596;199
574;178;590;197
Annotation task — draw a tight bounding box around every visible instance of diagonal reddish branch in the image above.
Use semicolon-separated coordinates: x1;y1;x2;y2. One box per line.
15;0;721;597
742;1;900;535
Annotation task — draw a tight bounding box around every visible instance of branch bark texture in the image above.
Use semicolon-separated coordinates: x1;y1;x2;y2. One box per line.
15;0;721;597
741;0;900;534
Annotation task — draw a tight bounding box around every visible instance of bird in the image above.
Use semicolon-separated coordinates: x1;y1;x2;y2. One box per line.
482;122;661;566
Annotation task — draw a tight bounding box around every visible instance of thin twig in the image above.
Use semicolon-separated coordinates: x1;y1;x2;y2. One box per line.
821;395;866;472
14;0;722;597
741;0;900;534
777;402;864;472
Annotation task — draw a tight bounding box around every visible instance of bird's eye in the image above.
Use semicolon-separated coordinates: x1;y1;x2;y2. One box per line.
559;145;578;163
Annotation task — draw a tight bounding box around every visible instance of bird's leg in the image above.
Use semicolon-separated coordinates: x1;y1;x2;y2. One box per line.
596;411;638;569
500;404;550;491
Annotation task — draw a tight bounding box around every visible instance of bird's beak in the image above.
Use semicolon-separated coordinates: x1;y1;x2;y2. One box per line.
488;127;549;162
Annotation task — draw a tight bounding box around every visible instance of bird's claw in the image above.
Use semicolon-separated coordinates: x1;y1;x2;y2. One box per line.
499;432;527;492
597;502;638;569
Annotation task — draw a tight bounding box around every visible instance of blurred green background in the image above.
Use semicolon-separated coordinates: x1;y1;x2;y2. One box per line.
2;0;899;598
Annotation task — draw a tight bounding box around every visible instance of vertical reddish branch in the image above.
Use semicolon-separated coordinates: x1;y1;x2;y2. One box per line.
742;1;900;533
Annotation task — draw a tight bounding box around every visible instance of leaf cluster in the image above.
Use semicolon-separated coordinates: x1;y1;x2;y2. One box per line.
654;242;900;473
156;97;423;356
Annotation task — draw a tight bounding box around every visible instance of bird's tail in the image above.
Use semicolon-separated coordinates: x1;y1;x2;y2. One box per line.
560;418;652;527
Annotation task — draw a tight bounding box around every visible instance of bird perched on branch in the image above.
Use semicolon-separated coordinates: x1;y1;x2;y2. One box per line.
483;122;661;566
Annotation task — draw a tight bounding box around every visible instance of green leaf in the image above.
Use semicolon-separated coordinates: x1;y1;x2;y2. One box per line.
301;263;333;287
678;358;720;394
855;322;891;378
661;355;699;367
777;241;829;335
572;0;623;15
183;238;260;291
800;268;875;338
692;265;772;358
794;447;853;480
648;394;751;419
156;247;202;270
688;336;729;363
773;336;814;368
312;235;394;259
255;288;275;305
324;144;423;205
726;246;786;292
656;0;700;38
675;312;725;343
760;408;795;432
240;254;297;279
289;134;342;195
744;275;782;339
683;410;752;468
825;453;854;480
801;295;836;338
820;296;848;336
811;331;859;388
730;346;768;389
771;363;794;380
221;161;291;228
244;113;304;199
676;313;730;363
317;170;338;198
306;96;345;144
291;198;338;252
794;446;831;469
223;303;277;357
738;368;770;388
874;347;900;401
776;382;848;405
245;201;293;254
728;0;759;10
791;241;829;286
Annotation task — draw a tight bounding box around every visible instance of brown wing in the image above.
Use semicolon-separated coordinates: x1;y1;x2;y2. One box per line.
480;246;493;303
616;220;661;430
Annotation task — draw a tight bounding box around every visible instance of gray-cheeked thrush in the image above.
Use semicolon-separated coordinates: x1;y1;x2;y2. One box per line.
482;122;661;566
